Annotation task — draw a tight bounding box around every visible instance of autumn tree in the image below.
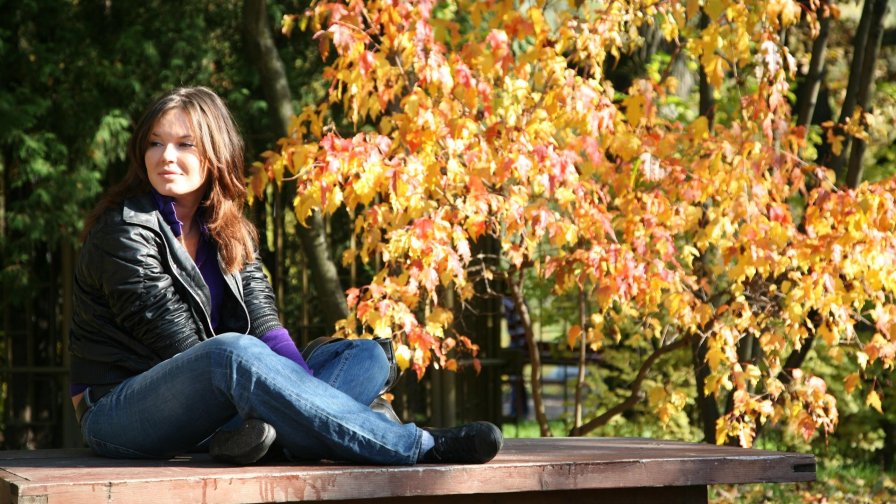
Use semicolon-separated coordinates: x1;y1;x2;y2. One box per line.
254;0;896;446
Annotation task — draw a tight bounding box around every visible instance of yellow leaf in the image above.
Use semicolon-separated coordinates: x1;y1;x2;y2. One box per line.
817;324;837;346
686;0;700;20
689;116;709;139
857;350;869;369
866;390;883;414
373;316;393;340
715;416;728;445
611;133;641;162
567;325;582;350
744;364;761;386
704;0;727;20
426;307;453;327
623;94;645;125
706;346;724;370
528;6;547;37
844;372;861;394
703;53;729;89
395;344;412;371
648;384;667;405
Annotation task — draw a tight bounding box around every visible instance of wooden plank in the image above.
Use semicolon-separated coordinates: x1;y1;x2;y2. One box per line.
0;438;815;504
329;487;710;504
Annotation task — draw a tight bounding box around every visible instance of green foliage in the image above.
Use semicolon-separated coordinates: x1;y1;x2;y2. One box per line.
713;462;896;503
0;0;275;298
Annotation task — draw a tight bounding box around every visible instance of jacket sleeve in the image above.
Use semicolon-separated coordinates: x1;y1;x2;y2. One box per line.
85;220;203;360
239;253;284;337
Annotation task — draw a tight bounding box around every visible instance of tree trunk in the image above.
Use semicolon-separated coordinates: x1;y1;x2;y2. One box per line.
272;184;285;311
508;270;552;437
574;285;587;431
242;0;349;330
882;418;896;470
698;12;714;125
692;336;720;443
830;0;874;176
845;0;890;188
796;5;831;130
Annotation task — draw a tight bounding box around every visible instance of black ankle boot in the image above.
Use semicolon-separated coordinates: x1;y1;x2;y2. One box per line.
421;421;503;464
210;418;276;465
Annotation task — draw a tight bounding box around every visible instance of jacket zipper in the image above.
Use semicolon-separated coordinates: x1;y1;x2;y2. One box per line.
144;223;217;337
138;216;252;337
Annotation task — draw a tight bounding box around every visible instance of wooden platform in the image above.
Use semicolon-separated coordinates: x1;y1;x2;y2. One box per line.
0;438;815;504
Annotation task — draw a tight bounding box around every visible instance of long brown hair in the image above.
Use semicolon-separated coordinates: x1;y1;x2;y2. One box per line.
83;86;257;273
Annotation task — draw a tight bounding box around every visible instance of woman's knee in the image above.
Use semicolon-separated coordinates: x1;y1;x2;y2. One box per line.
203;333;270;357
315;339;390;399
352;339;390;386
355;339;389;369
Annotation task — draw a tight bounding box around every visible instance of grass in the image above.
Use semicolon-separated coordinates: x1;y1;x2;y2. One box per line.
500;419;568;438
712;463;896;503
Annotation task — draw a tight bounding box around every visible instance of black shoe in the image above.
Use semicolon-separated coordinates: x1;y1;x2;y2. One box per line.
210;418;276;465
421;421;503;464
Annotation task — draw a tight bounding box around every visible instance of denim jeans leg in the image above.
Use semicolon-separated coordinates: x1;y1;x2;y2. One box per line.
306;339;389;406
80;333;422;464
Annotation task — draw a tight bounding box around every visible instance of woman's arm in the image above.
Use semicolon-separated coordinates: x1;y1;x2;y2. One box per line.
238;255;282;336
239;255;311;373
84;220;204;359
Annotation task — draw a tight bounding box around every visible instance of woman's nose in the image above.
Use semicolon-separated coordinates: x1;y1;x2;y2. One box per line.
163;143;178;162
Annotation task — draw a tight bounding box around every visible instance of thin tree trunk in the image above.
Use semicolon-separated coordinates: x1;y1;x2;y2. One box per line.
692;335;720;443
845;0;890;188
698;12;714;125
243;0;349;330
796;5;831;130
574;285;587;431
882;418;896;470
508;270;552;437
831;0;874;176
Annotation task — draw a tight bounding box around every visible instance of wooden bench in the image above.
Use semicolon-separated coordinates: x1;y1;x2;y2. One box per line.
0;437;815;504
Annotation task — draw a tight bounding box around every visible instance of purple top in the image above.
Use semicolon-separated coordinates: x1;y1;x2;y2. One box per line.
151;191;311;375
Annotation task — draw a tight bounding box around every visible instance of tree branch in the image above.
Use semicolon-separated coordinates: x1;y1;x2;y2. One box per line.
571;337;690;436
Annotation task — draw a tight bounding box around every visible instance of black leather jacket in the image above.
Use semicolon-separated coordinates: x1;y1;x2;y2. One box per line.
69;193;282;386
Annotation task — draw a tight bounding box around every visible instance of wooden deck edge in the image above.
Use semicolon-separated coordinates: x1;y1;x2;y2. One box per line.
0;439;818;504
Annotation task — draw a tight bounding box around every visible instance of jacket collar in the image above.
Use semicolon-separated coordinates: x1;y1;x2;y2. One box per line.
122;193;162;230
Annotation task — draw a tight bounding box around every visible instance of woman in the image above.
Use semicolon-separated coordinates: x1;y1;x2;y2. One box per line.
69;86;502;465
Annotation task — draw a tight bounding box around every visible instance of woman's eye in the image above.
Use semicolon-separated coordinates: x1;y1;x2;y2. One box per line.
180;143;195;149
149;141;163;147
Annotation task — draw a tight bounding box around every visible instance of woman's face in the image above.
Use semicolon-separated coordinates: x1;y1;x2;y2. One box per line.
145;108;208;206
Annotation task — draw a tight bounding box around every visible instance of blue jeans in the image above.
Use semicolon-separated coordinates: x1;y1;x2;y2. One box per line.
79;333;423;464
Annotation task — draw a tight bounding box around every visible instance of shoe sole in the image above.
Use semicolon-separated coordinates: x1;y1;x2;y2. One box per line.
210;419;276;465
